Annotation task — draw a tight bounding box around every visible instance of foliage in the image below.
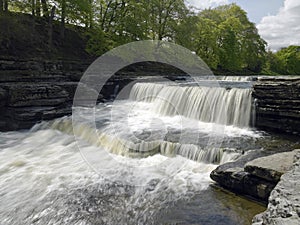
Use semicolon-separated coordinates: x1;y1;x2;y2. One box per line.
263;46;300;75
177;4;267;72
1;0;298;74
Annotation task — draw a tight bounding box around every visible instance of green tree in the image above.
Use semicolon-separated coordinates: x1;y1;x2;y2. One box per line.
190;4;266;72
195;17;220;69
276;46;300;74
41;0;49;17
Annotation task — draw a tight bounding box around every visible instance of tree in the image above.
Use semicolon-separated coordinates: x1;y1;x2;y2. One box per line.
60;0;66;39
48;6;56;49
194;17;220;69
36;0;41;16
4;0;8;11
31;0;35;16
146;0;187;40
188;4;266;72
41;0;49;17
174;14;198;51
276;46;300;74
218;17;243;71
0;0;3;12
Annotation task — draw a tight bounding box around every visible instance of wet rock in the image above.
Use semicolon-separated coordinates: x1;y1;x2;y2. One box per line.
0;87;8;106
245;151;295;182
6;84;69;107
0;57;137;131
252;150;300;225
0;58;92;131
211;150;299;201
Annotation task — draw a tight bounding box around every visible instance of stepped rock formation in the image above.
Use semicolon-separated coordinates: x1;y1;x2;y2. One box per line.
211;150;299;201
0;57;136;131
253;76;300;135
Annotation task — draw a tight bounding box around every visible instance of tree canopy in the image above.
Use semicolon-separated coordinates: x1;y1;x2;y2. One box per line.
1;0;299;75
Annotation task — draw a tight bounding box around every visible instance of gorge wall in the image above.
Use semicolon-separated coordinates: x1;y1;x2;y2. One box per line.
0;58;186;131
253;76;300;135
0;57;90;131
1;57;299;134
0;57;136;131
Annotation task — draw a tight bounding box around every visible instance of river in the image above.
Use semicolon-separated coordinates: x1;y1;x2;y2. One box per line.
0;76;297;225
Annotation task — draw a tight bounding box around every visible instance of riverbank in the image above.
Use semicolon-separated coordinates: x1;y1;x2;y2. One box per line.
253;149;300;224
253;76;300;135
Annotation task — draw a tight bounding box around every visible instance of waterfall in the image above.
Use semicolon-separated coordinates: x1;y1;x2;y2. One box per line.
32;80;254;164
32;118;240;164
130;83;253;127
217;76;254;81
129;83;165;102
193;76;255;82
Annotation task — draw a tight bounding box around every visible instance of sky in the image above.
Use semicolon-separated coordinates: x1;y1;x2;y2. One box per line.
186;0;300;50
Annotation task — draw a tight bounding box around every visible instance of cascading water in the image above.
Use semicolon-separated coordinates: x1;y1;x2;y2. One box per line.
0;77;268;225
130;83;253;127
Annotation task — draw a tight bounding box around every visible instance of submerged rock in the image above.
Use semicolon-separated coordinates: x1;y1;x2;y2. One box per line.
252;149;300;225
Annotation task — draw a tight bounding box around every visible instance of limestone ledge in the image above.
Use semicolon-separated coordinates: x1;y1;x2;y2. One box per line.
210;150;300;202
252;149;300;225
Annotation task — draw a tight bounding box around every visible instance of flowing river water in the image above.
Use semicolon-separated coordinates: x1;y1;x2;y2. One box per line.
0;77;298;225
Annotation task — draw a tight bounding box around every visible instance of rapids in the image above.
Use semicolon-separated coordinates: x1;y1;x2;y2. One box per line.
0;77;275;224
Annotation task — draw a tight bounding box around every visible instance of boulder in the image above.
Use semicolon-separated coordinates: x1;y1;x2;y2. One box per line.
245;151;295;183
211;150;300;201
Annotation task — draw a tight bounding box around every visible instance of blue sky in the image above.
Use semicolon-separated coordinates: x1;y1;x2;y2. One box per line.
186;0;300;50
229;0;284;24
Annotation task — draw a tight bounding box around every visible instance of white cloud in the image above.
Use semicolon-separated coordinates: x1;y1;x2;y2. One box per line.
257;0;300;51
186;0;229;9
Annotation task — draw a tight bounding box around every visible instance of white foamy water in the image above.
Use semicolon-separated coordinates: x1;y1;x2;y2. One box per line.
0;128;218;225
130;83;254;127
0;80;262;224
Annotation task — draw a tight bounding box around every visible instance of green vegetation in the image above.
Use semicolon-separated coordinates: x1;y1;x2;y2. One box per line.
263;46;300;75
0;0;299;74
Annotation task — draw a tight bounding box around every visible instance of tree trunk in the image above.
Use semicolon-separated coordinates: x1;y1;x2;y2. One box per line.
41;0;49;17
31;0;35;16
36;0;41;17
88;0;93;29
60;0;66;40
4;0;8;11
0;0;3;12
48;6;56;50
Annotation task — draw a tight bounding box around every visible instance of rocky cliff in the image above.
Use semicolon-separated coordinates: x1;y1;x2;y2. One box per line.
0;57;91;131
0;58;185;131
253;76;300;135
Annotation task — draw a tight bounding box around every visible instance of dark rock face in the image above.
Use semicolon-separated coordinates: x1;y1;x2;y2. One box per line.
253;76;300;135
0;57;134;131
0;58;187;131
210;150;299;202
211;150;276;202
0;58;88;131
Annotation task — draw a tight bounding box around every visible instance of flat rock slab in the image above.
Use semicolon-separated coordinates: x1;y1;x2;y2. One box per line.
245;151;297;183
253;150;300;225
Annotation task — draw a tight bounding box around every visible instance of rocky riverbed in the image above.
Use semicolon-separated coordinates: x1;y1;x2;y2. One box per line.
1;57;300;224
211;149;300;224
